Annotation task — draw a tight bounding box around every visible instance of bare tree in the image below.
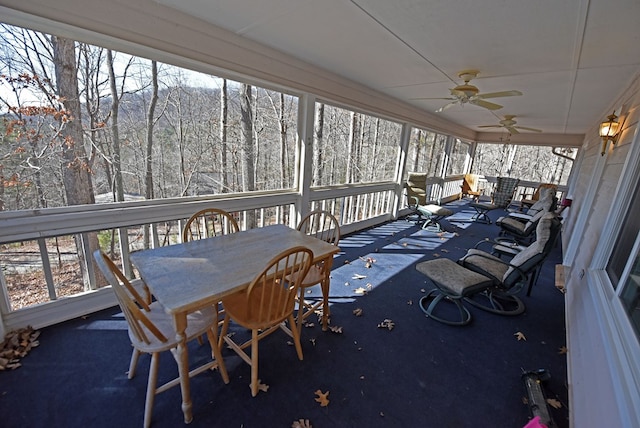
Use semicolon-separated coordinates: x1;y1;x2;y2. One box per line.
240;83;256;227
220;78;229;193
313;103;325;186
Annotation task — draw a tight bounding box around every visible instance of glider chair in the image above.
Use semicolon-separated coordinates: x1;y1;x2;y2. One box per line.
468;177;520;224
219;246;313;397
295;210;341;331
404;172;453;232
497;209;547;244
497;188;556;225
93;250;229;428
404;172;429;219
520;183;558;211
459;173;484;201
415;213;559;325
460;212;560;306
182;207;240;242
491;176;520;208
479;213;562;295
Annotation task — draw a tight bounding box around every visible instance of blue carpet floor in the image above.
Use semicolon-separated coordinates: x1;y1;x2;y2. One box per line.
0;200;569;428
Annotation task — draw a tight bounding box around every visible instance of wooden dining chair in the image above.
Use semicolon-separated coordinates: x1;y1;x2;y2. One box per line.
294;210;341;331
182;207;240;242
182;207;240;338
93;250;229;428
219;246;313;397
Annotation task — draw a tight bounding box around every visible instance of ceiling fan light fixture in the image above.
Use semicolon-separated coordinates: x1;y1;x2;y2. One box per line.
454;84;479;98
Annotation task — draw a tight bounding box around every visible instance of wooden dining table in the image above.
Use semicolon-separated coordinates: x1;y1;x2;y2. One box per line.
129;223;340;424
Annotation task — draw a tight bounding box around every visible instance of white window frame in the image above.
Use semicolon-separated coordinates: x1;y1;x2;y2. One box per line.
588;123;640;426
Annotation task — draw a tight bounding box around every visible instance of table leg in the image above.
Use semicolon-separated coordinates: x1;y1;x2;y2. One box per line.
173;313;193;424
320;257;334;331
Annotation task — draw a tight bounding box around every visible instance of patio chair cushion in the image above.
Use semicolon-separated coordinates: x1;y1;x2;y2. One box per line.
419;204;454;218
497;209;546;238
459;249;509;283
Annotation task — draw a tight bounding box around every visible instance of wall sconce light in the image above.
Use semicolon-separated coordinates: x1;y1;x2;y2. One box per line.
599;112;621;156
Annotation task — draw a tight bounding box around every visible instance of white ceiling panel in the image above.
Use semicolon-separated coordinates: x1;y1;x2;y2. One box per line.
158;0;640;139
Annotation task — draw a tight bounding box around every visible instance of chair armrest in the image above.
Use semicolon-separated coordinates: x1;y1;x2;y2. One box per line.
407;195;420;209
473;238;495;251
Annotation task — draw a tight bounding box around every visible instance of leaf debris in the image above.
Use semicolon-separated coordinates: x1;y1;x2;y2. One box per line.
256;380;269;393
292;419;312;428
547;398;562;409
352;308;363;316
377;319;395;331
514;331;526;341
314;389;330;407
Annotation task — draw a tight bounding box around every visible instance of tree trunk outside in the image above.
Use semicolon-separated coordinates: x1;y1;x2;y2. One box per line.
314;103;324;186
52;35;99;290
106;50;124;202
220;79;229;193
143;60;158;249
240;83;255;228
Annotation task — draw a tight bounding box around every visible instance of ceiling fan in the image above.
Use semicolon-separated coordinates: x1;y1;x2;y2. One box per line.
414;70;522;112
478;115;542;134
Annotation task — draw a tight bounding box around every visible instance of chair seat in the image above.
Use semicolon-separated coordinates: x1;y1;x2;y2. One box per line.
288;264;324;289
469;202;498;224
417;204;454;217
416;204;453;232
459;249;510;283
222;285;290;331
129;302;220;354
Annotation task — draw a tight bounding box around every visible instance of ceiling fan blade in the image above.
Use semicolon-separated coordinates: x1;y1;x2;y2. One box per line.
478;125;502;129
435;102;458;113
410;97;457;101
476;90;523;99
470;99;503;110
506;126;520;134
515;126;543;133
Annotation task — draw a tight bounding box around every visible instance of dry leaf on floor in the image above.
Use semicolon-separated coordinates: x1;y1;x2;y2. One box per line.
377;319;395;330
359;256;376;268
441;249;449;253
0;326;41;370
407;300;413;305
353;308;363;316
352;274;367;280
256;380;269;393
547;398;563;409
402;242;408;247
344;260;351;264
355;287;368;295
433;253;440;257
314;389;330;407
514;331;527;341
558;346;568;354
292;419;312;428
329;326;343;334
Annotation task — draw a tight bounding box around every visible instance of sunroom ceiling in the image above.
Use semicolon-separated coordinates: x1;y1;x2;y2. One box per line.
157;0;640;140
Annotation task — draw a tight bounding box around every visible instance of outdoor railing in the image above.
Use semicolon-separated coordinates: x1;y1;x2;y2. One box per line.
0;175;566;331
